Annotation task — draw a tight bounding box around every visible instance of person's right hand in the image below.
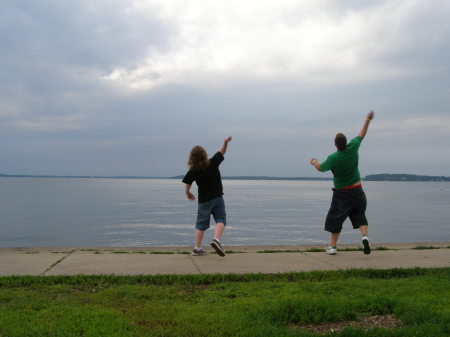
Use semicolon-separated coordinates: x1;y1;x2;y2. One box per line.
186;192;196;201
367;110;375;120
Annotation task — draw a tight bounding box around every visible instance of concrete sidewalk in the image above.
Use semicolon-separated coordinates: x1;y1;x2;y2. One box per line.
0;242;448;276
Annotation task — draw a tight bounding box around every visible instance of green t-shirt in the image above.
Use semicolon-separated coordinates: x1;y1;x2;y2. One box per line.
320;136;362;189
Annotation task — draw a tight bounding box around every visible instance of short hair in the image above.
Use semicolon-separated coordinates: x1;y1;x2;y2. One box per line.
188;146;210;170
335;133;347;151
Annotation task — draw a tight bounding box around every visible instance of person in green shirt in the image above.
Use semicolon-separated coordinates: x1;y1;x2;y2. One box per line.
310;111;375;255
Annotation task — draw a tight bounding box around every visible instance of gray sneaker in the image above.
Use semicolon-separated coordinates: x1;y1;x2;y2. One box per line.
211;239;225;257
191;248;208;256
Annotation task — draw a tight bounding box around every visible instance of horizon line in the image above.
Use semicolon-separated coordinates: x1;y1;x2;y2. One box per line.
1;173;449;181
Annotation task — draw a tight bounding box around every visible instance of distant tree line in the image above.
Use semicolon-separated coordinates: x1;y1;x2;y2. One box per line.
364;174;450;182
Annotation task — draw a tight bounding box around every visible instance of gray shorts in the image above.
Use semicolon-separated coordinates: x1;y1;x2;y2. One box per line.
196;196;227;231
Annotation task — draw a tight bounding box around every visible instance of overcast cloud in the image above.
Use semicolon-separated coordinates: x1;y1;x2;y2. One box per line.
0;0;449;177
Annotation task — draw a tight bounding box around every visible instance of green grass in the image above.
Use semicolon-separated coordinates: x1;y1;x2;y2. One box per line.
257;249;323;253
0;268;448;337
210;250;244;254
149;251;191;255
102;251;192;255
412;245;441;250
255;247;394;253
304;248;326;253
338;247;363;252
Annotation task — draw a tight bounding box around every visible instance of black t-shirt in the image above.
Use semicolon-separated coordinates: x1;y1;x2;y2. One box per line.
182;152;224;203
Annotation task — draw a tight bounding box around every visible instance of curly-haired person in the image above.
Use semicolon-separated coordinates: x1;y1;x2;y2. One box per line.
182;137;232;257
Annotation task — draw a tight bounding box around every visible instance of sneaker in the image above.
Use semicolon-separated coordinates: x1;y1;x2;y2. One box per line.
362;236;371;255
211;239;225;257
326;246;337;255
191;248;208;256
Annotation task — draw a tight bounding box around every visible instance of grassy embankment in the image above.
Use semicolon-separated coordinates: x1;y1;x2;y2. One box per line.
0;268;449;337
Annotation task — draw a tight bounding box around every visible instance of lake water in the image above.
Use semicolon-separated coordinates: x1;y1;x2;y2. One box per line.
0;178;449;247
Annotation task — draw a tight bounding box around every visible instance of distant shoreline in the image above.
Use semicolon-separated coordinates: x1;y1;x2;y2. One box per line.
1;173;449;182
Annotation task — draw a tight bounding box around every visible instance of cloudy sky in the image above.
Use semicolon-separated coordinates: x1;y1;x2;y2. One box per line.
1;0;449;177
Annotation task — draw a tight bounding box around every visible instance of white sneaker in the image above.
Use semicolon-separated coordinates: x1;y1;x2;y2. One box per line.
326;246;337;255
362;236;371;255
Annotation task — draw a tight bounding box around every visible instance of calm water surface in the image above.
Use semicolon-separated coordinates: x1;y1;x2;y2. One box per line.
0;178;449;247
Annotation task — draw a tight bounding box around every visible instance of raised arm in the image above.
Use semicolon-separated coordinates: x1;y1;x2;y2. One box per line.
358;110;375;139
219;136;232;155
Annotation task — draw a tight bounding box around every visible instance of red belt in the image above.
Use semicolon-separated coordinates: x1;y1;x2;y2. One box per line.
341;183;362;190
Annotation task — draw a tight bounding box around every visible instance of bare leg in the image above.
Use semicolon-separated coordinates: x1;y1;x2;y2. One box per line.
330;232;340;247
195;229;205;248
214;223;225;240
359;225;368;236
359;225;371;254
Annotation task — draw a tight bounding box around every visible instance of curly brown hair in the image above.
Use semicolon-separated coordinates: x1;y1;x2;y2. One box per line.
188;146;210;170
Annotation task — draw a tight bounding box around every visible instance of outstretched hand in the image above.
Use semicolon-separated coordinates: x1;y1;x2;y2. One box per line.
358;110;375;138
220;136;232;155
310;158;321;171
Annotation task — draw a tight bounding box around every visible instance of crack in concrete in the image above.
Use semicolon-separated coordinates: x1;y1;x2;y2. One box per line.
41;250;76;275
188;254;203;274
